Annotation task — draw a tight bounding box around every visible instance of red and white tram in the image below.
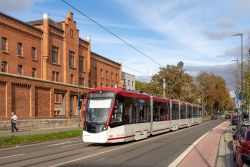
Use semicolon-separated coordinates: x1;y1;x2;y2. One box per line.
82;88;202;143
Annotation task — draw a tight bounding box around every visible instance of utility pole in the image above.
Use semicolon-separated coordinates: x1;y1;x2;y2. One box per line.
163;78;166;98
233;33;244;120
77;86;81;127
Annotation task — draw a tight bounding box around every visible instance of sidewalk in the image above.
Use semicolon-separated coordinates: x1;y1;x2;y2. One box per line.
0;126;82;137
175;121;233;167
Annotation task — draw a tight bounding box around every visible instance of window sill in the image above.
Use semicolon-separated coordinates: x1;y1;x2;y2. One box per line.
79;70;86;74
52;63;60;66
70;67;76;70
1;51;9;55
17;55;24;58
32;59;38;62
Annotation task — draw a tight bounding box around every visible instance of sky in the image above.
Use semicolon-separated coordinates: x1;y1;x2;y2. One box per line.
1;0;250;78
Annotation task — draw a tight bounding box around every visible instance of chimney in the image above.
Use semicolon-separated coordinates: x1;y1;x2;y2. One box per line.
86;34;91;42
67;12;73;20
43;12;49;20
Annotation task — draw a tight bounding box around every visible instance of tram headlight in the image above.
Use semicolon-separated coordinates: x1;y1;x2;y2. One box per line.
102;123;108;131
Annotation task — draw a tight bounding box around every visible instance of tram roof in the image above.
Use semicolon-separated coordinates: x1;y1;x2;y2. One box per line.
87;88;150;99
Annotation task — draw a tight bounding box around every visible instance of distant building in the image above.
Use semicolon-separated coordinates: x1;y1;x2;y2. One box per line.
90;52;121;88
0;11;121;126
122;72;135;91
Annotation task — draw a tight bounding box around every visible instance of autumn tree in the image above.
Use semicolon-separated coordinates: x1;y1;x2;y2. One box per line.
148;61;198;103
196;72;232;115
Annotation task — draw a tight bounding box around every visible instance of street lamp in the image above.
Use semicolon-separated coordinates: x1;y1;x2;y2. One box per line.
163;78;166;98
233;33;244;117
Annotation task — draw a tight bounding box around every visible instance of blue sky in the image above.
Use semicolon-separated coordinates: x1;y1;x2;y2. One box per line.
1;0;250;77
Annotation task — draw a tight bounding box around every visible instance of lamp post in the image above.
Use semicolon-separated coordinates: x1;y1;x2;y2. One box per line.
233;33;244;118
163;78;166;98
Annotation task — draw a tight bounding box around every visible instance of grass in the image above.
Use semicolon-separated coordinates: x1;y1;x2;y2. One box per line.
0;129;82;148
202;115;211;121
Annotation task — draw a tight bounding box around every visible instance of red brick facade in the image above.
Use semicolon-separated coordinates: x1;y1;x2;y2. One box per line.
0;12;122;120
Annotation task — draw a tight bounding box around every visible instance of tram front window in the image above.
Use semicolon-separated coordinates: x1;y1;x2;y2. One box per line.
85;91;115;133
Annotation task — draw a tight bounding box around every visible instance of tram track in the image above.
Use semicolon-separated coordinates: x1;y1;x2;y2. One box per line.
0;120;223;167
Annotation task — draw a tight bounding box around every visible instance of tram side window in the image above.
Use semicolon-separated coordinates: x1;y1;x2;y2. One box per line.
172;103;179;120
165;102;170;120
144;100;150;122
193;107;198;118
124;97;133;124
180;104;186;119
110;95;124;127
188;106;192;118
153;102;160;121
134;99;145;123
160;107;166;121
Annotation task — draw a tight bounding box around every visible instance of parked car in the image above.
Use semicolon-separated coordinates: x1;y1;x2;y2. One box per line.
241;154;250;167
225;114;231;119
232;115;243;125
211;115;222;120
233;122;250;156
234;129;250;167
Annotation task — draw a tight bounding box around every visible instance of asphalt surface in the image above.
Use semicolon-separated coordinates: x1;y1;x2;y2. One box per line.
0;120;223;167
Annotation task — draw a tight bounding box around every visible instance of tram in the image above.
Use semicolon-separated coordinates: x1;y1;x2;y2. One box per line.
82;88;202;143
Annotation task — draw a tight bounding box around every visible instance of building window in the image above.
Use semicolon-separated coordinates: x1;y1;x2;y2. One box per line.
70;29;74;38
52;71;59;82
132;81;134;87
116;74;118;82
78;77;85;86
2;61;7;72
79;56;84;71
31;47;36;60
94;82;97;88
17;64;22;75
128;80;130;86
52;71;55;81
32;68;36;77
88;80;91;87
55;93;60;103
70;74;74;84
79;77;82;85
1;37;7;52
111;73;114;81
56;72;59;82
17;42;23;56
101;83;103;87
69;50;74;68
101;69;103;78
52;46;59;64
106;71;108;79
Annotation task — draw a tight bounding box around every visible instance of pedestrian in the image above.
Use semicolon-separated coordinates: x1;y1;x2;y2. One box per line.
11;112;18;133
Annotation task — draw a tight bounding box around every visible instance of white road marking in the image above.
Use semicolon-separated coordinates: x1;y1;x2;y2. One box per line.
168;121;226;167
0;137;81;151
48;140;82;147
62;143;83;148
0;153;24;159
50;121;213;167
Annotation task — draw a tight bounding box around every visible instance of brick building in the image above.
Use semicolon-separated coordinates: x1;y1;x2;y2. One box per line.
0;11;121;129
90;52;121;88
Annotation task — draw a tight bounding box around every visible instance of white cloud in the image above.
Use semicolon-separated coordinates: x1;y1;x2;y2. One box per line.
0;0;47;13
216;18;236;28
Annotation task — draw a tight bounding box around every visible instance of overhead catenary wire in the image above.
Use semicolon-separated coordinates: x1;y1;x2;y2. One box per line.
122;64;150;76
61;0;164;68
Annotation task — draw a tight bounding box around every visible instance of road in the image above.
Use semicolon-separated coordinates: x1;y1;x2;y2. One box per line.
0;120;223;167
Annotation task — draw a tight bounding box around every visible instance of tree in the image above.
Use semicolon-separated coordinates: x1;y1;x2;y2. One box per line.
148;61;198;103
196;72;232;115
